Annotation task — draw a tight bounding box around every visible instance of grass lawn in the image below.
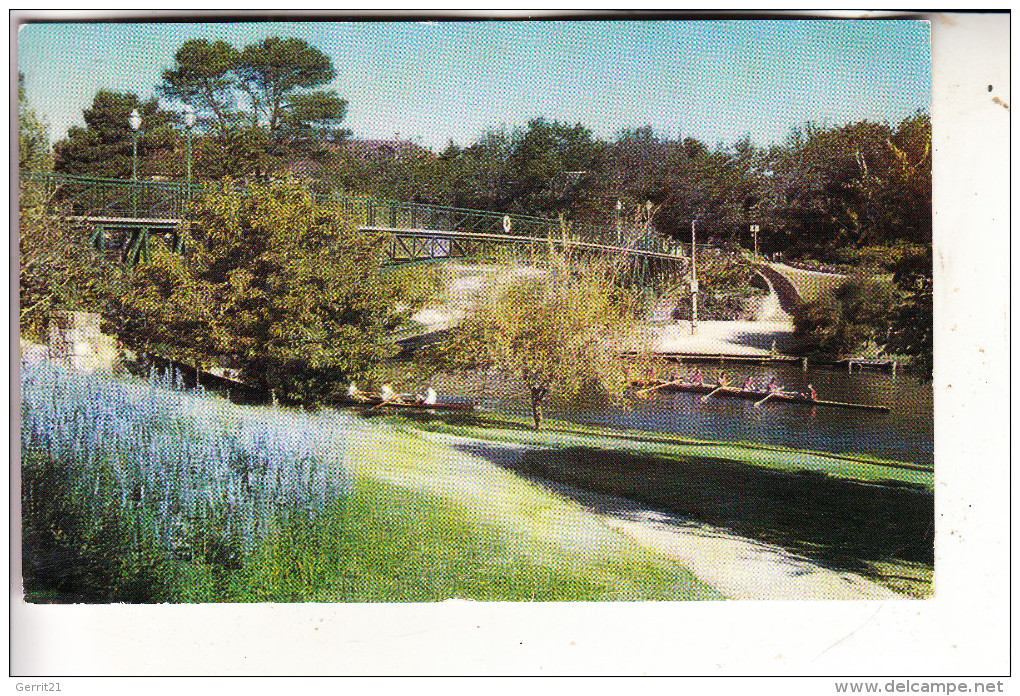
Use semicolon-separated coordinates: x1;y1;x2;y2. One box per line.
166;423;723;602
364;411;933;597
372;410;933;491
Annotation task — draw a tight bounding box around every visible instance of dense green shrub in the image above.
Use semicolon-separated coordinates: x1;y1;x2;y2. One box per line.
793;274;897;357
105;179;404;406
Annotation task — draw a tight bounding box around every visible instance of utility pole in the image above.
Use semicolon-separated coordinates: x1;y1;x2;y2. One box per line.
690;218;698;335
615;199;622;244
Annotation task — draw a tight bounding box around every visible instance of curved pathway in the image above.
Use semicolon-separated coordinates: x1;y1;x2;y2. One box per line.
757;262;849;310
419;431;907;601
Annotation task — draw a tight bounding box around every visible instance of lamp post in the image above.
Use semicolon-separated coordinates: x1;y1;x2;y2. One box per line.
750;223;760;261
129;109;141;215
690;218;698;335
183;104;195;200
615;199;622;244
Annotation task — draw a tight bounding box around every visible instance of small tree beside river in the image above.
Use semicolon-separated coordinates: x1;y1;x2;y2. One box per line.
420;244;647;429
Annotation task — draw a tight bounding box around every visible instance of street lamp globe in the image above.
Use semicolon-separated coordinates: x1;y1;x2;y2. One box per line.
129;109;141;131
183;105;196;195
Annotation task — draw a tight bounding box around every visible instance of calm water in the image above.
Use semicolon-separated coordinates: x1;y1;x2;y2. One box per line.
431;363;934;467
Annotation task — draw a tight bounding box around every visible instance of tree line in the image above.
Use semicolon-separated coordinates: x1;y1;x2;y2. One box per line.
21;34;933;384
38;35;930;266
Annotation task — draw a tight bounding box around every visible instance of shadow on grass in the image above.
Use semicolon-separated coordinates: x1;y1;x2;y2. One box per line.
455;442;933;581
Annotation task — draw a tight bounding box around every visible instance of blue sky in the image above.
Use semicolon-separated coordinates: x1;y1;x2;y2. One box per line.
18;19;930;152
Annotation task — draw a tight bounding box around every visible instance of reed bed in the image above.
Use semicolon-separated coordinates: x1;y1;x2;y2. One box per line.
21;362;354;600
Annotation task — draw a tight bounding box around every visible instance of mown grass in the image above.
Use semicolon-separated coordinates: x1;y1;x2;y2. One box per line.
229;474;718;602
239;421;720;602
369;411;933;596
374;410;933;490
21;363;720;602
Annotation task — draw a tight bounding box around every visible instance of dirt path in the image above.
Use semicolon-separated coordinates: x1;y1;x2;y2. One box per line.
417;431;907;601
645;319;797;356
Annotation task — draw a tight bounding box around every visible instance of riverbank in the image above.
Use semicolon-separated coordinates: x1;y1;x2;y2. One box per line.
404;262;802;359
381;411;932;489
371;412;933;598
415;430;910;600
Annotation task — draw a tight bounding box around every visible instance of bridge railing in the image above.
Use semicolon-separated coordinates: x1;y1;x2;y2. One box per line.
19;171;693;257
326;194;689;258
20;171;200;220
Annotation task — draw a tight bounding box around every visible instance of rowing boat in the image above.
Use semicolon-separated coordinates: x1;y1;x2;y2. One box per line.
631;382;890;413
343;397;475;412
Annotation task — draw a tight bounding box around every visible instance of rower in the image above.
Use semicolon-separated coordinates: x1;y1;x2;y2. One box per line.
416;385;438;405
716;371;730;387
380;383;403;403
690;368;703;386
346;381;369;402
767;377;783;394
742;376;756;391
804;383;818;401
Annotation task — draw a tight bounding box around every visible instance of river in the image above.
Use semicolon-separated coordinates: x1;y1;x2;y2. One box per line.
429;362;934;467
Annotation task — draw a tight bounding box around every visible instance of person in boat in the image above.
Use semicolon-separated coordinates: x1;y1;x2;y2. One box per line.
742;376;757;392
803;383;818;401
715;371;730;388
689;368;703;386
346;381;369;402
380;383;404;404
415;385;439;405
767;377;784;394
670;369;681;383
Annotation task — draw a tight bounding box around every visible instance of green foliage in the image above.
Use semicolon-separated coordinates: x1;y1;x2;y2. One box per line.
236;37;338;136
442;128;515;210
759;113;931;258
886;248;933;381
53;90;178;179
193;125;280;180
159;38;242;135
18;72;50;172
105;179;398;406
160;36;341;138
18;201;124;342
156;35;348;178
420;243;646;428
505;117;605;218
793;274;898;357
322;148;446;203
382;263;448;319
831;243;929;273
279;90;351;144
